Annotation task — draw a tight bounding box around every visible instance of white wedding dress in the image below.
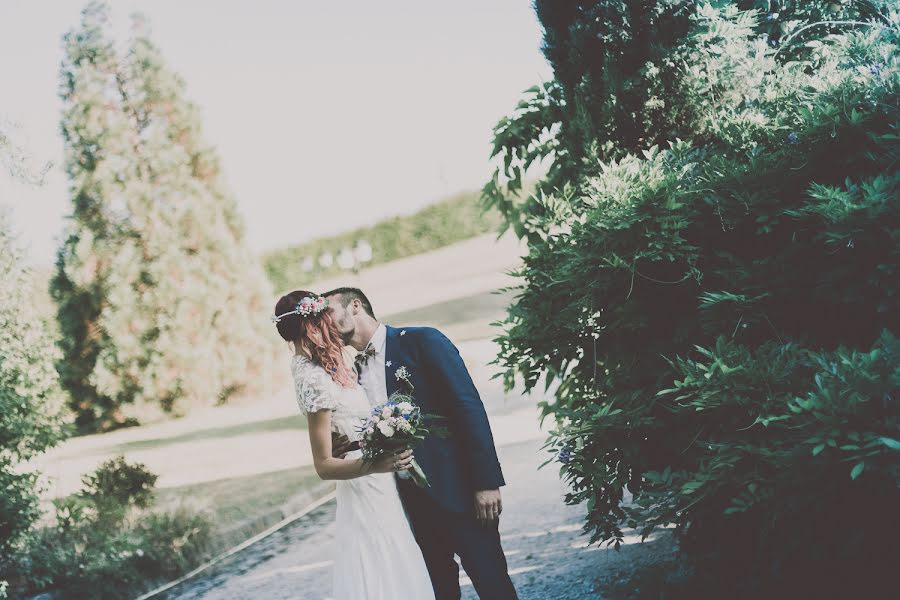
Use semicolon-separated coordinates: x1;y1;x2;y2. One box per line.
291;355;435;600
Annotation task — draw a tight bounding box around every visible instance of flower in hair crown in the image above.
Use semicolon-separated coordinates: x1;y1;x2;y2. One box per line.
271;296;328;323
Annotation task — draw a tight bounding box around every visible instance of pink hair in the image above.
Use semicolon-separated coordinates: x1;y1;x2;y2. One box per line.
274;291;355;388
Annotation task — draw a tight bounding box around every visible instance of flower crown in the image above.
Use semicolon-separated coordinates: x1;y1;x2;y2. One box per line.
271;296;328;323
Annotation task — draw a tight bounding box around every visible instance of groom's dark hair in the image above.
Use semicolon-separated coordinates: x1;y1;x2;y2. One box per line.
324;287;376;319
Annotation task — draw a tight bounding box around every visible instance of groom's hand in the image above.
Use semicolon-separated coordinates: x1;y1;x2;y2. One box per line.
474;489;502;524
331;433;360;458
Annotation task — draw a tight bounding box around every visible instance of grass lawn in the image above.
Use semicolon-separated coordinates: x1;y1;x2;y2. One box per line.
73;413;311;459
140;413;329;555
154;464;330;555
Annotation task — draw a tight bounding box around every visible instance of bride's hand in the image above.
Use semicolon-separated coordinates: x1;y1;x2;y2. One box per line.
371;449;413;474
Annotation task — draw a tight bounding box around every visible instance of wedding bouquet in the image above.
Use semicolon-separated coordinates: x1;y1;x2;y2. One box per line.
358;388;445;488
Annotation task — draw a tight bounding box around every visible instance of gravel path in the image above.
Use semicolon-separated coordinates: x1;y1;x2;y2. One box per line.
161;438;674;600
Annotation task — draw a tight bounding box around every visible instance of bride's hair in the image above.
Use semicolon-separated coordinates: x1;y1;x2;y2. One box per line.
274;290;355;388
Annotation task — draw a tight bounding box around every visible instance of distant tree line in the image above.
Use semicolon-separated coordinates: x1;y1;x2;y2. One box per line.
263;189;502;293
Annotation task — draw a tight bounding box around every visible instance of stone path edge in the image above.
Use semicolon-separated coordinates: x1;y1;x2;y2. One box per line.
134;486;337;600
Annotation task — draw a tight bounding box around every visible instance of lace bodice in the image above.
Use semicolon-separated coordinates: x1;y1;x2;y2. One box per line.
291;355;371;441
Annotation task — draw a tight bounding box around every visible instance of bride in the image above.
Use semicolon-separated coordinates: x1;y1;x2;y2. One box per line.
272;291;436;600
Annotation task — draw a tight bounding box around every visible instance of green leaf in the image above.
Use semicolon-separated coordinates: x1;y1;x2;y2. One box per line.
878;437;900;451
812;443;825;456
850;462;864;480
681;481;705;494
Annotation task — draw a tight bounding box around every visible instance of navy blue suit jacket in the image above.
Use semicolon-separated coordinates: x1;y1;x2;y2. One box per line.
384;325;505;513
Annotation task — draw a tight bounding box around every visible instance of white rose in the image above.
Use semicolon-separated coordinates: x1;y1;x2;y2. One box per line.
397;402;414;414
377;420;395;437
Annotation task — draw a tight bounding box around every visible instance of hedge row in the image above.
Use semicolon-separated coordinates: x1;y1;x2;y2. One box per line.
263;190;501;292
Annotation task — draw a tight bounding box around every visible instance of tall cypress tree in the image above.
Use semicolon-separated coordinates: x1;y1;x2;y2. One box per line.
53;1;137;431
53;3;275;431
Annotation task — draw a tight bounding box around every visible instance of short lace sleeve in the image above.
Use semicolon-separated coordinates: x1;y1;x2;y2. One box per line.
291;356;338;415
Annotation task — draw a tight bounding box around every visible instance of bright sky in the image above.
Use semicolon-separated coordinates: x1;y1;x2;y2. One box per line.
0;1;551;267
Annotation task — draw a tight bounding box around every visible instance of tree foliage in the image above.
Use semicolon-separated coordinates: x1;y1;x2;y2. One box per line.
486;1;899;594
52;3;277;432
0;122;52;186
0;211;65;564
0;119;65;569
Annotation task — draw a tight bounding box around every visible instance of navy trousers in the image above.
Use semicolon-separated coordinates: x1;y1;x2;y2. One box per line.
398;479;518;600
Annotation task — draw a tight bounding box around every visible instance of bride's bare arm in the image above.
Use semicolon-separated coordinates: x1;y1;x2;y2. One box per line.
307;410;412;480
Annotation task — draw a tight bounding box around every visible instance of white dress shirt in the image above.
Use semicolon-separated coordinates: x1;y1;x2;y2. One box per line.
358;323;388;409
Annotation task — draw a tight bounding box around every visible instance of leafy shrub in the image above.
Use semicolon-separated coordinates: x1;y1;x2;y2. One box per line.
486;1;899;596
640;333;899;597
80;456;158;528
263;189;501;292
81;456;157;509
0;211;65;562
4;457;211;599
133;510;212;581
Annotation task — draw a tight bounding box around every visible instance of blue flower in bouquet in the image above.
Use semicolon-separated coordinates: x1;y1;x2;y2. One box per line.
869;63;883;77
786;131;798;145
558;446;573;464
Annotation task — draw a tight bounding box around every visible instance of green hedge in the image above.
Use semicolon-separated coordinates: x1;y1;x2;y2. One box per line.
263;190;501;292
485;1;899;597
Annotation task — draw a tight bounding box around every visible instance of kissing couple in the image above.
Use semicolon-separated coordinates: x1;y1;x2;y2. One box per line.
272;287;518;600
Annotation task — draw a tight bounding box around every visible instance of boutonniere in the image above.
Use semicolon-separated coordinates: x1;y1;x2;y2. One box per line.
394;365;414;392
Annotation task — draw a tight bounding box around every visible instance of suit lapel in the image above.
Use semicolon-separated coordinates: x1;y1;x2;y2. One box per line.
384;325;400;399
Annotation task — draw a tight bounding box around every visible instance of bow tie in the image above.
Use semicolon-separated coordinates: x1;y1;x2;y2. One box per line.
354;345;377;370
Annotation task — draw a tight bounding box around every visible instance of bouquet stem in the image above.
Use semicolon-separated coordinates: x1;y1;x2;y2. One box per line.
407;458;430;488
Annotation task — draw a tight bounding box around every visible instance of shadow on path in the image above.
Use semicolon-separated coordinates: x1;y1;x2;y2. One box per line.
163;438;675;600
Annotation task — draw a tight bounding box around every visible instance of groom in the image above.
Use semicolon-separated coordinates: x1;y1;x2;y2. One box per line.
325;287;518;600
